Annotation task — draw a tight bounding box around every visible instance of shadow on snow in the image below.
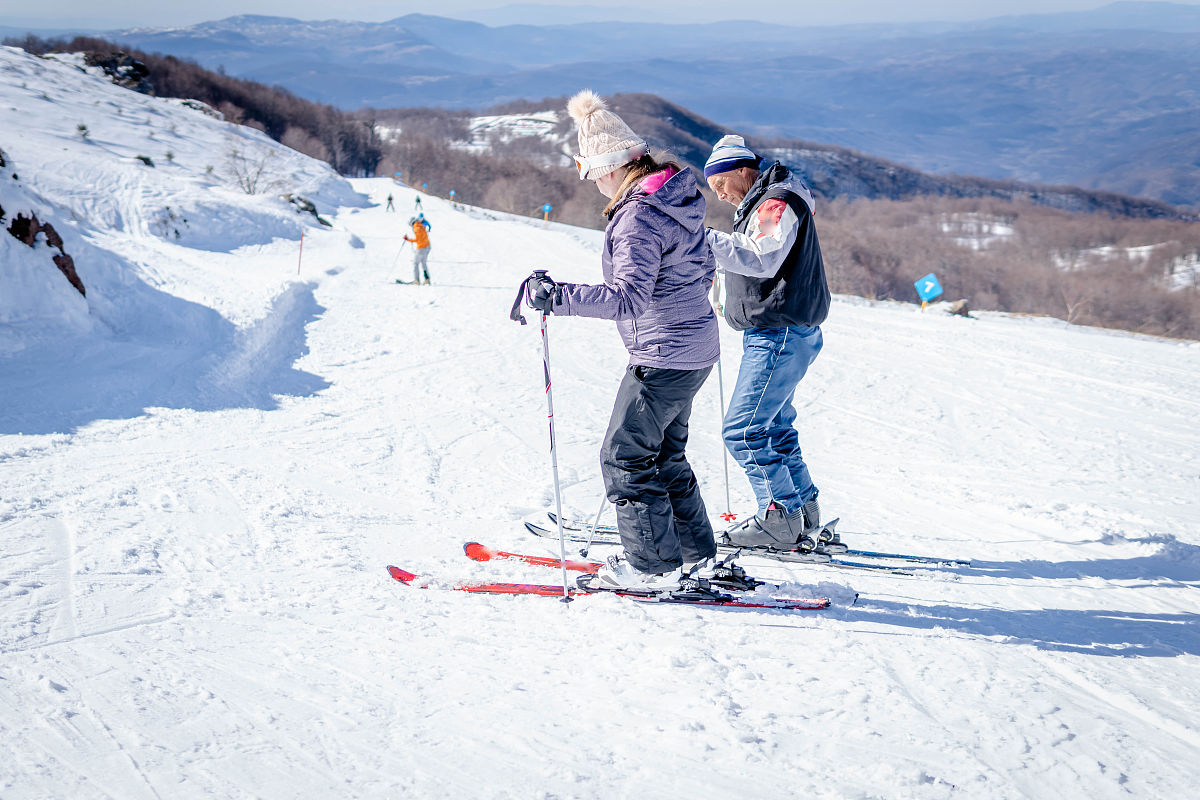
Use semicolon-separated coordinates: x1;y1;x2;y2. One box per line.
833;600;1199;658
816;535;1200;657
959;536;1200;585
0;281;329;435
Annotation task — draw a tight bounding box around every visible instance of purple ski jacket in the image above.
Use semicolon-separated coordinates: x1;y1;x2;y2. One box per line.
554;168;720;370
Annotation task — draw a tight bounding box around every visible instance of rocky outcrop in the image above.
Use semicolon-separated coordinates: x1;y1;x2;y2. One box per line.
283;194;331;227
6;211;87;296
84;51;152;94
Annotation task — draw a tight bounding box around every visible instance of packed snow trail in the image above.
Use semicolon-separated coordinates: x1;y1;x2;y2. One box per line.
3;176;1197;799
3;47;1200;799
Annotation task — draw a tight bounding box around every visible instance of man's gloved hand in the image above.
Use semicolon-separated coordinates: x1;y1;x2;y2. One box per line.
527;273;559;313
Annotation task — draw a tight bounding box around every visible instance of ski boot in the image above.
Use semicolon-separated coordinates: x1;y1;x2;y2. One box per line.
578;555;682;594
720;501;828;560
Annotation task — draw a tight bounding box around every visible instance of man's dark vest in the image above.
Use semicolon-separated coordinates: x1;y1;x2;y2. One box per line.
723;163;831;331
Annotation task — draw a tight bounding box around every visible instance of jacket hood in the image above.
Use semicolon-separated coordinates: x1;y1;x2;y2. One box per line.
611;168;707;234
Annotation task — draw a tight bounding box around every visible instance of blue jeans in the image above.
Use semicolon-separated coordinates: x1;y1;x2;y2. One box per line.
723;326;822;515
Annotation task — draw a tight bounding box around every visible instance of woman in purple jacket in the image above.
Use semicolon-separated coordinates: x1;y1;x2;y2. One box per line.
522;90;720;590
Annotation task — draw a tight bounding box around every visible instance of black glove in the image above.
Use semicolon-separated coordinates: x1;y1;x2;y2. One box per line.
529;274;559;313
509;270;559;324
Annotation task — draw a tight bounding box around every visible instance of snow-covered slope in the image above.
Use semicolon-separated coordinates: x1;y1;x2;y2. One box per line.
0;46;362;344
3;45;1200;800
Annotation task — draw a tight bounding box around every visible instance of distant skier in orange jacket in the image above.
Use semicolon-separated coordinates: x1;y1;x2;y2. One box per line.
404;216;431;284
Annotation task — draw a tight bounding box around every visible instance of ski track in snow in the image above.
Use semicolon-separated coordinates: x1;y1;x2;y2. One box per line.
3;46;1200;799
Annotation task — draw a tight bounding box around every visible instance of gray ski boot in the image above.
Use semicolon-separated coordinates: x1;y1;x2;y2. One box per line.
721;501;820;555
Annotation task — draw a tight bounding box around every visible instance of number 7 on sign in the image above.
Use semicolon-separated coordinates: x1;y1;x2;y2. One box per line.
914;272;943;307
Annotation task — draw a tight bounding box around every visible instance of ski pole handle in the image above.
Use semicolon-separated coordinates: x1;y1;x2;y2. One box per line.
509;270;552;325
509;282;529;325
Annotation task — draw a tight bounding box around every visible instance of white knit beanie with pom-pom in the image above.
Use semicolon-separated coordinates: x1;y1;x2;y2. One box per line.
567;89;647;180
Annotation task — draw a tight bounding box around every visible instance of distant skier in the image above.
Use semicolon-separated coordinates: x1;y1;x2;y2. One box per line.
703;134;836;554
385;193;395;211
404;216;432;284
518;90;719;591
414;196;423;212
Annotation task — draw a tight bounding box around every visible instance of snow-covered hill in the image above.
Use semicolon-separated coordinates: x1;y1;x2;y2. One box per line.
0;47;361;343
3;44;1200;800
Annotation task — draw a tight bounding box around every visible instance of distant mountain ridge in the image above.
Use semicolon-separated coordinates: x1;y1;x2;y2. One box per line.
381;92;1196;221
114;15;503;75
98;3;1200;209
583;94;1197;221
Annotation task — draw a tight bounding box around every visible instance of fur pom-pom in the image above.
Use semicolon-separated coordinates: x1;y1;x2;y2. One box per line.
567;89;607;125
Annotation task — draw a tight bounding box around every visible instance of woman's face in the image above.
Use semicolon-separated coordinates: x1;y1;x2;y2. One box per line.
595;168;626;199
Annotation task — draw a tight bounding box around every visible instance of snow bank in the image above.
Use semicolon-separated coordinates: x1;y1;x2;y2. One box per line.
0;44;365;350
0;229;90;342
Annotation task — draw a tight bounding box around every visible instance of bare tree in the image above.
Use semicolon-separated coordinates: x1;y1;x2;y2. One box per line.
226;139;281;195
281;126;329;162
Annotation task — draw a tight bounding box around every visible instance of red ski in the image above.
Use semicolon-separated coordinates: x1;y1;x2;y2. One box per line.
463;541;601;572
388;565;588;596
386;565;829;610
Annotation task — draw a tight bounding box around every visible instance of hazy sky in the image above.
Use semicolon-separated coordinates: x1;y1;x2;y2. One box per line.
7;0;1199;30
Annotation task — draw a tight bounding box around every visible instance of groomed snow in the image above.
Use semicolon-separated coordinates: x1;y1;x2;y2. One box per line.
3;45;1200;800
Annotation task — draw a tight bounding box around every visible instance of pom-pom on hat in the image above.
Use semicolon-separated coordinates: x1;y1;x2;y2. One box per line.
567;89;647;180
704;134;759;179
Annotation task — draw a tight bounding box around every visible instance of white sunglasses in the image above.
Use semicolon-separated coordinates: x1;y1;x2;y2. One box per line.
573;143;649;180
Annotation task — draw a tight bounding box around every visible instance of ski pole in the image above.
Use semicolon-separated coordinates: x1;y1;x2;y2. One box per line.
717;358;734;522
389;239;409;280
709;274;735;523
579;493;608;559
510;271;573;603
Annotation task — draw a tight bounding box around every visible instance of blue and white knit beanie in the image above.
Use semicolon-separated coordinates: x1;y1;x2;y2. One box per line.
704;134;758;179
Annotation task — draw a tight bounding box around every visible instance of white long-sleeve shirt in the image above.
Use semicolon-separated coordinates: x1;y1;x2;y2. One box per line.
706;172;816;279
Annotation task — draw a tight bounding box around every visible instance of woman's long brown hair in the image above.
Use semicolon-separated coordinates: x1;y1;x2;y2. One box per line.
603;153;681;217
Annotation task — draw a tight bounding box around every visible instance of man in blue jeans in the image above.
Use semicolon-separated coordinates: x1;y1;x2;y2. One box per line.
704;134;840;554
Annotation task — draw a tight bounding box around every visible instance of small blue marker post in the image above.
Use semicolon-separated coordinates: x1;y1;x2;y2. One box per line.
542;203;552;225
914;272;944;310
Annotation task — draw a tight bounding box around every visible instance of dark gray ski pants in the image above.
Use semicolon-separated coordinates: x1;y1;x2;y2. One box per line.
601;364;717;574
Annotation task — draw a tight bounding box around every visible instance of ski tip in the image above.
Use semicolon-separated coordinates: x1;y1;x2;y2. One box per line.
770;597;831;610
463;542;493;561
386;565;418;584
